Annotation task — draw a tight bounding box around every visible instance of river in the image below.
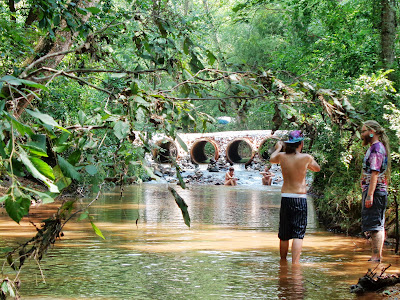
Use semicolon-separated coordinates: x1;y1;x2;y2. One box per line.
1;182;399;299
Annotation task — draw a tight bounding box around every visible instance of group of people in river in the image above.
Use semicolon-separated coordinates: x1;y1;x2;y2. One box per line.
224;164;275;186
224;120;390;265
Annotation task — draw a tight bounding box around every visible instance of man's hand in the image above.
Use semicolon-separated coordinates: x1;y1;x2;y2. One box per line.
275;141;284;151
270;141;283;164
365;195;373;208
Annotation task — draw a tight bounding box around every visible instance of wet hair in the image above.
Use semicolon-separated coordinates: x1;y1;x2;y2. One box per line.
285;141;301;154
363;120;391;182
229;167;234;171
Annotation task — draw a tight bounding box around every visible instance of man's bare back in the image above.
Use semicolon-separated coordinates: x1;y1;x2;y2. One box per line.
270;141;320;194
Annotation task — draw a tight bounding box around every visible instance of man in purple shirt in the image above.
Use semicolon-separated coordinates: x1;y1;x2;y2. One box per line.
360;120;390;263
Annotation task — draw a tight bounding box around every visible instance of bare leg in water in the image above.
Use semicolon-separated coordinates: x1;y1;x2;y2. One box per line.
292;239;303;264
369;230;384;262
280;239;303;264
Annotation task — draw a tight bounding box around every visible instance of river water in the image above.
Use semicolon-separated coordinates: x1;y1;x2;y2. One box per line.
1;182;400;299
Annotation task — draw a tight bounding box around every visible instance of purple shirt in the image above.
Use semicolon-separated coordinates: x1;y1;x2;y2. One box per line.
361;142;388;192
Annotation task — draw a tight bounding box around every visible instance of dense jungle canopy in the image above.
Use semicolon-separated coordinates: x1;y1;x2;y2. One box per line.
1;0;400;298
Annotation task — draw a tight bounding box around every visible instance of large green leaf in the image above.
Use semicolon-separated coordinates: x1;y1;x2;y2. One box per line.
6;113;34;136
85;165;98;175
57;155;82;181
23;134;48;157
91;221;105;239
20;187;55;204
67;149;82;165
25;109;69;133
113;120;130;140
86;6;101;14
29;156;55;180
176;134;188;152
0;99;5;112
78;110;87;126
19;149;59;193
5;189;31;223
0;140;7;158
53;165;72;191
168;187;190;228
1;75;22;86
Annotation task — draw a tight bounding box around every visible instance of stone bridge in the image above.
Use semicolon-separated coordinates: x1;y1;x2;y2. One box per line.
150;130;287;166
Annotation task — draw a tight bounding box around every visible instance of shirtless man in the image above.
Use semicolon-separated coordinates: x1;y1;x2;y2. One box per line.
270;130;320;264
224;167;238;186
260;164;274;185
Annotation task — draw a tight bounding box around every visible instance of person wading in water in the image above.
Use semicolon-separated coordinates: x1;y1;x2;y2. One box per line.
270;130;320;264
360;120;390;263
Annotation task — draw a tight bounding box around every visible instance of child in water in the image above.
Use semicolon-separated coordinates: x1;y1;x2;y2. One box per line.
260;164;274;185
224;167;238;186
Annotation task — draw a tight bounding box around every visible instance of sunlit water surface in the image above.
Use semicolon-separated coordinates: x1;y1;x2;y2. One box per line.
1;183;399;300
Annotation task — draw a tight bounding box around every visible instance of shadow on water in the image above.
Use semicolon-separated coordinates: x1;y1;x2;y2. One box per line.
0;184;399;299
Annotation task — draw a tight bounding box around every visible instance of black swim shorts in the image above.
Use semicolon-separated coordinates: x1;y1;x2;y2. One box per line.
362;190;387;232
278;196;307;240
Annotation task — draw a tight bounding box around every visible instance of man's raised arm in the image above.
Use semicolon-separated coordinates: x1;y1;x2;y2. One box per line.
270;141;284;164
307;156;321;172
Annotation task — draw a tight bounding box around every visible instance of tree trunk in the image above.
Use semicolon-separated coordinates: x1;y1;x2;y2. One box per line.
380;0;396;69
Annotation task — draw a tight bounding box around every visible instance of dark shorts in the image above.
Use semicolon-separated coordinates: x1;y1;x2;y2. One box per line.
362;190;387;232
278;196;307;240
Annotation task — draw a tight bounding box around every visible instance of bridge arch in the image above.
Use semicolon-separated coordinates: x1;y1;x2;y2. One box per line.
226;138;255;165
153;139;178;163
190;138;219;164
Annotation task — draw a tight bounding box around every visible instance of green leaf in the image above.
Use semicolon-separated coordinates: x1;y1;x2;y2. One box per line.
68;149;82;165
176;168;186;189
130;81;139;95
6;113;34;136
25;109;69;133
0;140;7;158
0;99;5;112
53;165;72;191
20;187;55;204
18;79;48;90
206;50;216;66
134;96;150;106
9;158;25;177
0;194;10;204
29;156;55;180
19;149;59;193
78;211;89;221
55;132;71;145
5;189;31;223
183;37;191;55
176;134;188;152
76;7;88;15
57;155;82;181
1;280;9;294
91;221;105;239
113;121;130;140
86;7;101;14
78;110;87;126
168;187;190;228
24;134;48;157
85;165;98;175
1;75;22;86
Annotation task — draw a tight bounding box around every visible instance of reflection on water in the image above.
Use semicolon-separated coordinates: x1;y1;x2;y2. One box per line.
278;261;305;299
0;184;398;299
